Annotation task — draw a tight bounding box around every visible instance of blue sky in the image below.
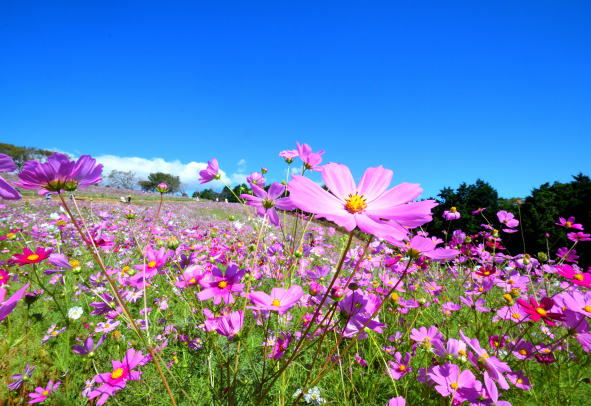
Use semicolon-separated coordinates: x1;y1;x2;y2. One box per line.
1;1;590;198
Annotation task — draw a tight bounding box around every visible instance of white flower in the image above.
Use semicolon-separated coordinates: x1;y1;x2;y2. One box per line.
68;306;83;320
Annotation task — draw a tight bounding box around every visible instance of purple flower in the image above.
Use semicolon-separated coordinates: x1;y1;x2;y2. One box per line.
483;372;512;406
14;153;103;193
95;320;120;333
248;286;303;315
497;211;519;228
197;263;245;305
459;296;490;312
269;332;292;359
198;158;220;184
557;247;579;262
41;325;67;344
338;291;386;338
556;216;584;230
443;207;460;221
507;370;531;390
8;364;36;391
388;397;406;406
72;334;107;356
0;153;21;200
246;172;266;187
429;362;479;402
562;291;591;318
386;352;412;379
296;142;324;171
459;330;512;389
388;236;460;261
432;338;467;360
214;310;244;341
88;349;144;405
567;232;591;242
279;149;298;163
410;326;442;349
240;183;295;226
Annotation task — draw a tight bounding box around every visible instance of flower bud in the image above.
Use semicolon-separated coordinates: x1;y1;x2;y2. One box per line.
24;292;39;305
464;236;472;243
537;252;548;262
309;282;322;296
348;282;359;291
330;287;345;301
228;216;236;222
281;180;286;185
156;183;168;194
167;236;180;250
261;167;268;174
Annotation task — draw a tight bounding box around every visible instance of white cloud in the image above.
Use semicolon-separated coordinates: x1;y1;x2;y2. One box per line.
291;166;303;174
237;159;247;166
94;154;239;191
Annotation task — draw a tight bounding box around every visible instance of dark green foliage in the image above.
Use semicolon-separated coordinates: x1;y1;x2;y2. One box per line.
140;172;181;194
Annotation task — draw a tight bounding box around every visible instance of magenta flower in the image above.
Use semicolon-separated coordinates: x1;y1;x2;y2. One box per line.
460;296;490;312
507;370;531;390
387;352;412;380
556;216;584;230
0;153;21;200
288;163;436;241
511;340;535;360
279;149;298;163
0;269;11;286
517;297;565;326
471;207;486;215
497;210;519;228
88;349;144;405
95;320;120;333
156;183;168;193
568;232;591;242
240;183;295;226
248;286;303;315
429;362;479;402
198;263;245;304
296;142;324;171
388;396;406;406
246;171;266;187
557;247;579;262
555;264;591;288
410;326;442;348
483;372;512;406
459;330;512;389
10;247;53;266
28;380;60;404
72;334;107;356
269;332;292;359
214;310;244;341
198;158;220;184
338;291;386;338
388;235;460;261
443;207;460;220
432;338;467;359
562;291;591;318
14;153;102;193
0;283;30;323
175;265;205;289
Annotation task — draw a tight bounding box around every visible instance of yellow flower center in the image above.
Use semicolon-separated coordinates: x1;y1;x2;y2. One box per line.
344;193;367;214
7;233;14;238
218;281;227;289
583;306;591;313
519;349;527;355
70;259;80;267
391;293;399;302
536;307;547;316
272;299;281;307
512;313;521;319
399;365;406;371
478;287;484;292
450;207;457;213
105;323;110;328
484;271;490;275
565;222;572;228
458;350;467;357
508;279;514;284
517;379;523;384
51;331;58;335
42;390;49;396
450;383;458;389
503;294;513;302
189;277;196;284
27;254;40;261
574;274;584;281
148;260;157;268
111;368;124;379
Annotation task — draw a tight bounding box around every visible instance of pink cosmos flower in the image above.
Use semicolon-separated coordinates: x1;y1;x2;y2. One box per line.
28;380;60;404
483;372;512;406
279;149;298;163
387;235;460;261
288;163;436;241
555;264;591;288
410;326;442;347
14;153;102;194
296;142;324;171
268;331;292;359
388;396;406;406
562;291;591;318
471;207;486;215
175;265;205;289
198;158;220;183
198;263;245;304
0;283;30;323
429;362;479;402
557;247;579;262
432;338;467;359
0;269;10;286
0;153;21;200
338;291;386;338
443;207;460;221
248;286;303;315
95;320;121;333
246;172;266;187
459;330;512;389
556;216;584;230
88;349;144;405
517;297;564;326
507;370;531;390
240;183;295;226
214;310;244;341
10;247;53;267
568;232;591;242
386;352;412;379
510;340;535;360
497;211;519;228
460;296;490;312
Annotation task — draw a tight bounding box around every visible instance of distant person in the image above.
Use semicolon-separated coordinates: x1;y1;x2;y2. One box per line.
127;195;132;204
45;193;52;201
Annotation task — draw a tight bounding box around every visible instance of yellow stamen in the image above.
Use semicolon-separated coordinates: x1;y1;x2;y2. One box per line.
512;313;521;319
574;274;584;281
583;306;591;313
42;390;49;396
536;308;547;316
272;299;281;307
565;222;572;228
27;254;40;261
111;368;124;379
519;349;527;355
147;260;157;268
450;383;458;389
344;193;367;214
218;281;227;289
517;379;523;384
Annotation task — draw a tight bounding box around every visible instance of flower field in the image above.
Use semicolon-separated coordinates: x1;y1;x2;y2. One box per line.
0;146;590;406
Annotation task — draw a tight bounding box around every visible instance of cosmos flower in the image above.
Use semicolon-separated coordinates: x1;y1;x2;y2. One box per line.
28;380;60;404
246;172;266;187
288;163;436;241
296;142;325;171
240;183;295;226
387;397;406;406
0;153;21;200
387;235;460;261
10;247;53;266
7;363;36;391
443;207;460;221
516;297;565;326
557;247;579;262
0;269;11;286
567;232;591;242
14;153;102;194
248;286;303;315
72;334;107;356
198;158;220;184
279;149;298;163
459;330;512;389
562;291;591;318
497;211;519;228
428;362;479;402
174;265;205;289
87;349;144;405
555;264;591;288
555;216;584;230
198;263;245;305
68;306;84;320
0;283;30;323
386;352;412;380
214;310;244;341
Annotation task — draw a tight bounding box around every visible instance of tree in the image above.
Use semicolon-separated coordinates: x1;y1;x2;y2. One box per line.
105;170;139;190
199;188;216;200
0;142;62;172
178;182;188;196
138;172;182;194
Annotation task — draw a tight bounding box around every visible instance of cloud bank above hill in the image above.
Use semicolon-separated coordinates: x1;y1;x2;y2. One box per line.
94;154;246;191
